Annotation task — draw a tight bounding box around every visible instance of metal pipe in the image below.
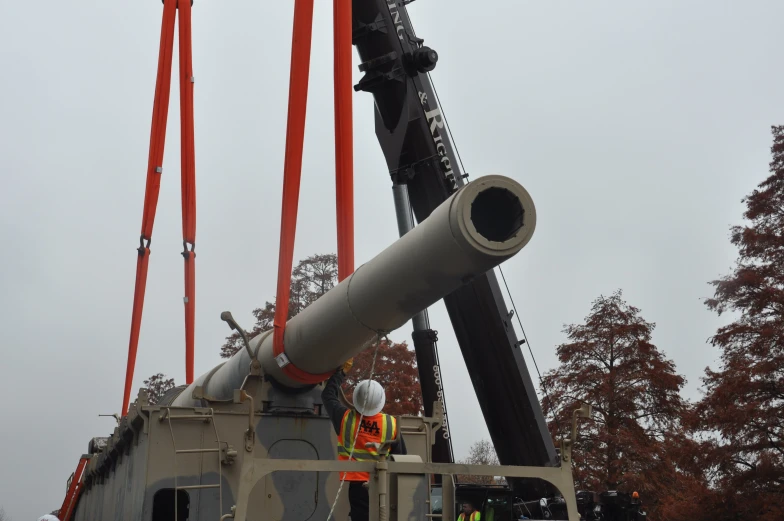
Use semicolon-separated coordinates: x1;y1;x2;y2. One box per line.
391;183;429;333
377;460;389;521
173;175;535;403
391;183;415;237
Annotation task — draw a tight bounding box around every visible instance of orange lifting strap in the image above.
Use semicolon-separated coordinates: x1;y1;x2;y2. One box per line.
122;0;197;415
272;0;355;385
58;456;90;521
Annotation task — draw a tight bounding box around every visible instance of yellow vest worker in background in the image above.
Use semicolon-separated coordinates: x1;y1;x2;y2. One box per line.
322;358;407;521
458;502;481;521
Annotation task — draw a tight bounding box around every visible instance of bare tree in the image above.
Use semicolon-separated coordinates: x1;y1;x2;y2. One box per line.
0;506;10;521
457;439;505;485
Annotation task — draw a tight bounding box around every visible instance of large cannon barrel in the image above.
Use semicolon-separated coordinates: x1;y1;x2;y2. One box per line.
172;175;535;405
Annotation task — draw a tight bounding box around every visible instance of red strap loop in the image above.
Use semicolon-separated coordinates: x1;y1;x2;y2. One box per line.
272;0;355;385
122;246;152;415
272;0;315;373
178;0;196;386
122;0;198;414
334;0;354;282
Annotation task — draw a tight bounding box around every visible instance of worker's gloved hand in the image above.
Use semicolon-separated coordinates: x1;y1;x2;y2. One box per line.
341;358;354;373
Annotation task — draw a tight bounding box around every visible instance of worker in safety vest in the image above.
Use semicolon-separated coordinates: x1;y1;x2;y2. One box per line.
458;501;481;521
322;358;407;521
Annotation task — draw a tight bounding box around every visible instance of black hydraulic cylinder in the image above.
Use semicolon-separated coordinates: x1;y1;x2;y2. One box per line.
410;328;454;466
392;182;454;466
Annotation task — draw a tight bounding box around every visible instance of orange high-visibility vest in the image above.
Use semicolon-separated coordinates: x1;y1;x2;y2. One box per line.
337;410;398;481
458;512;481;521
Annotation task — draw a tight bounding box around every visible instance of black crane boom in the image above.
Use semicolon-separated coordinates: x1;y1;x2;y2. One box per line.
351;0;559;493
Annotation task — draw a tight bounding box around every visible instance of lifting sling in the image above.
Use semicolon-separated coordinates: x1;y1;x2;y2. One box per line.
122;0;354;411
122;0;197;415
272;0;355;385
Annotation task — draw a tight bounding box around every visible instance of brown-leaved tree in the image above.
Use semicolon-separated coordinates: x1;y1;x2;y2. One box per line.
343;338;423;416
541;290;686;517
220;253;423;416
691;125;784;521
143;373;175;405
220;253;338;358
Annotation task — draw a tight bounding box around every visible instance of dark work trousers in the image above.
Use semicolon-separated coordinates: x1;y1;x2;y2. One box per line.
348;481;370;521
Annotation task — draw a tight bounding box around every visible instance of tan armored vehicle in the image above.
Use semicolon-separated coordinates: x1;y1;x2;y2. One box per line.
65;177;582;521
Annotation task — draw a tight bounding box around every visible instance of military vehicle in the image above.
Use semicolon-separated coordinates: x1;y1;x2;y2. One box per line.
58;174;583;521
55;0;595;520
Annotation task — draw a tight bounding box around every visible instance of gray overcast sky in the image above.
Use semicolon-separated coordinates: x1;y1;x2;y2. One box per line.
1;1;782;519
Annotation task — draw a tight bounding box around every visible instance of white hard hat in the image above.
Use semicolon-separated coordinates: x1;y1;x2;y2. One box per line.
353;380;385;416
